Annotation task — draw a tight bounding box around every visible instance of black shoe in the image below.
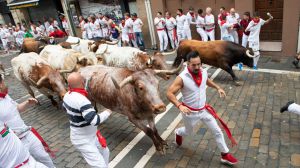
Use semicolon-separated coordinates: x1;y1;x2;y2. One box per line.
292;60;299;68
280;101;294;113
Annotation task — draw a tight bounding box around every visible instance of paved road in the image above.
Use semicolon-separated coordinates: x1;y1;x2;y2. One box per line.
1;52;300;168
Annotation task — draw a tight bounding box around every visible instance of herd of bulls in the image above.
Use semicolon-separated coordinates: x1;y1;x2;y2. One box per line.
6;36;256;153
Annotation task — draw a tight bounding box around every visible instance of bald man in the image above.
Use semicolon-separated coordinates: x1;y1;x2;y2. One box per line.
63;72;112;168
226;8;240;44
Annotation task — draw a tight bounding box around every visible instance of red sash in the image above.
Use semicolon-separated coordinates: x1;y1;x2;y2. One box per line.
14;158;29;168
96;130;107;148
181;103;237;147
206;28;214;32
173;28;177;41
157;28;165;31
128;33;135;40
31;127;56;158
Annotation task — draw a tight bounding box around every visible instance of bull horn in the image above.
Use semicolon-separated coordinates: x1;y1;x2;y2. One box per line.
161;49;177;56
111;75;133;89
36;76;48;87
154;59;184;75
246;50;255;58
39;45;45;49
105;40;119;45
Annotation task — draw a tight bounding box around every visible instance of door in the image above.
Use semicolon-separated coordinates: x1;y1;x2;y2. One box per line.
255;0;283;41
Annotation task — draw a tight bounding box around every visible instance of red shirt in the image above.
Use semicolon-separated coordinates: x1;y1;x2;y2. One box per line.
240;18;251;36
49;30;66;38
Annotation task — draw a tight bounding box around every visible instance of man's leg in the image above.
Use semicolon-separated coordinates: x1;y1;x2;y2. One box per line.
158;31;164;52
95;137;110;166
200;111;229;153
250;41;260;69
163;31;168;51
185;28;192;40
72;137;107;168
24;156;48;168
242;34;248;48
23;132;55;168
232;31;239;44
168;31;175;49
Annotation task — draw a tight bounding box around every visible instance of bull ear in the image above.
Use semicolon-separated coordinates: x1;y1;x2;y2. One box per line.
78;57;88;66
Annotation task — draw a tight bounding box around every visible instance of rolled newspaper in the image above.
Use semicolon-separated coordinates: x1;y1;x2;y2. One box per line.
267;12;273;19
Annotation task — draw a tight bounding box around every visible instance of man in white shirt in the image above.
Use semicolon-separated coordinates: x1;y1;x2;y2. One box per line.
0;24;9;53
13;27;25;49
165;11;178;49
245;12;273;69
220;14;234;42
226;8;240;44
167;51;238;166
132;13;145;49
101;15;110;39
176;9;188;42
63;72;112;168
0;120;47;168
154;11;168;52
124;13;138;47
0;74;55;167
185;7;196;40
196;9;208;41
205;7;215;41
43;17;50;34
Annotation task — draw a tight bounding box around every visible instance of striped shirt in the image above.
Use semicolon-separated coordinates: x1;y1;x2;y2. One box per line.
63;92;110;128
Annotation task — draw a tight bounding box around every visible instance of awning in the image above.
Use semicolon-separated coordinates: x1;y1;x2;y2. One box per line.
7;0;39;10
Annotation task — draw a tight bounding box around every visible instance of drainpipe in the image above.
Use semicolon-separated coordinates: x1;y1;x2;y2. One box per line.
61;0;75;36
144;0;157;49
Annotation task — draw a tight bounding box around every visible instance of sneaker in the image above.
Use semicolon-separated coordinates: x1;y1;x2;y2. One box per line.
253;66;257;70
280;101;294;113
175;132;183;146
238;63;243;71
221;153;238;165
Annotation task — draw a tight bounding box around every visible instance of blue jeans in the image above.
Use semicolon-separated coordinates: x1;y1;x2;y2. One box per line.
134;32;145;47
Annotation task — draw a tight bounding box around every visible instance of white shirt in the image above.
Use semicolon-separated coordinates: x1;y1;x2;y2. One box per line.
226;13;240;25
154;17;166;30
14;31;25;40
176;14;187;30
165;17;176;30
205;14;215;30
132;18;143;32
196;15;205;28
0;95;30;138
0;28;8;39
179;67;208;109
62;20;69;30
124;18;134;33
0;121;30;168
39;25;46;35
220;22;233;38
90;21;101;38
246;18;266;42
44;21;50;31
186;12;196;27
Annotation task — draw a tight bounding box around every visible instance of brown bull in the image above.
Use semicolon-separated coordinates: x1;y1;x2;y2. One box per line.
173;40;255;84
11;52;73;106
79;61;183;153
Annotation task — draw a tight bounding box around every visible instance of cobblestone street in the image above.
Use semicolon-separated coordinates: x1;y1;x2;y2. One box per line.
1;52;300;168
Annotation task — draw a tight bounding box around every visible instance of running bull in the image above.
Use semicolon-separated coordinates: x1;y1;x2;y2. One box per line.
172;40;255;84
79;61;183;153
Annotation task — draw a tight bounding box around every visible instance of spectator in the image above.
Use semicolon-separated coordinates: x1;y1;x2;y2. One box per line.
132;13;145;50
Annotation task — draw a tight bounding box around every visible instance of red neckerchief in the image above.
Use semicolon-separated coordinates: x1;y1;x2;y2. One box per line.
190;12;195;18
69;88;88;97
0;88;8;98
187;68;202;87
178;13;183;16
220;20;226;26
121;22;125;27
253;18;260;23
166;16;171;19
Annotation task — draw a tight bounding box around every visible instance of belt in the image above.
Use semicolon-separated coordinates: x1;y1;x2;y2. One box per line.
156;28;165;31
15;158;29;168
206;28;214;32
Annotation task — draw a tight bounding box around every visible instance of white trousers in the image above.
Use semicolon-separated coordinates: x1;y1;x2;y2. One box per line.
157;30;168;51
177;29;186;43
1;38;8;50
184;28;192;40
206;30;215;41
288;103;300;115
230;30;239;44
249;41;260;66
102;28;109;38
71;134;110;168
242;33;249;47
22;156;48;168
175;110;229;153
196;27;208;41
21;131;55;168
167;29;178;49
